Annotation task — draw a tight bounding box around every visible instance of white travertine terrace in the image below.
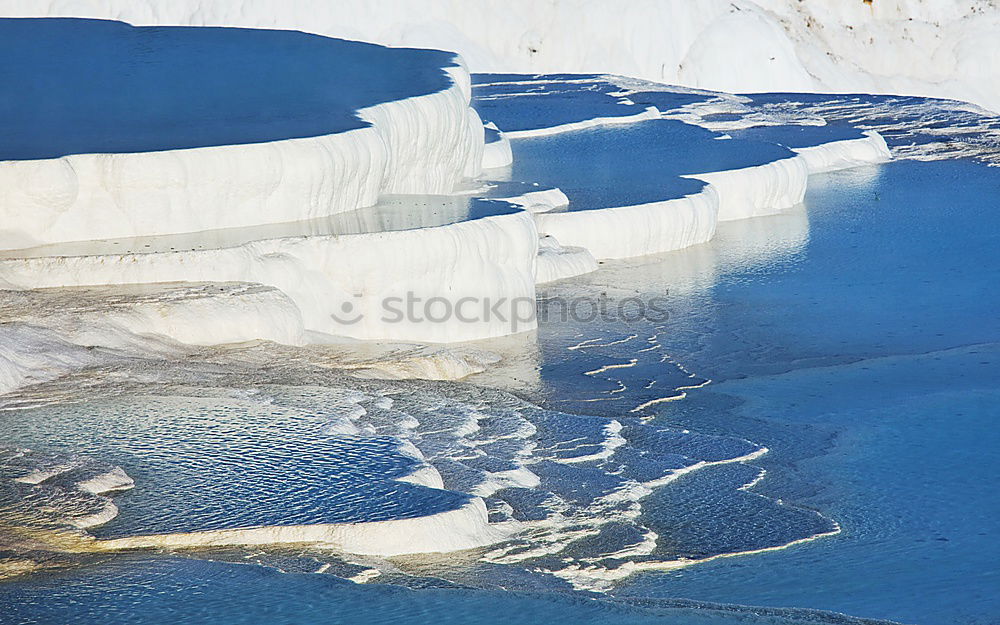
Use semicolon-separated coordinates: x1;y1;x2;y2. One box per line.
0;64;484;249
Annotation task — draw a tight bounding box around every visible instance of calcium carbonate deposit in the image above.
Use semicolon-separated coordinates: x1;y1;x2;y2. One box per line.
2;11;998;625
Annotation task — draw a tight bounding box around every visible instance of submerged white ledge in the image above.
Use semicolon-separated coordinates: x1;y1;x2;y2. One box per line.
502;106;661;139
97;497;515;557
0;208;539;343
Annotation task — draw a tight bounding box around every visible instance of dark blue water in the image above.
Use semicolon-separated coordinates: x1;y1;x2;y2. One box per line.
728;124;865;149
504;120;796;210
471;74;713;133
473;76;798;211
719;91;1000;164
0;18;456;159
621;344;1000;625
614;160;1000;625
5;553;907;625
533;159;1000;624
471;74;637;131
0;391;475;536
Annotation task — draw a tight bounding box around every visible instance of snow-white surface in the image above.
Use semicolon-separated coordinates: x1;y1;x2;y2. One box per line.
794;130;893;175
0;325;98;397
0;64;482;249
685;153;809;222
0;210;539;343
65;285;306;349
494;188;570;214
0;284;307;397
501;106;661;139
5;0;997;112
534;186;720;261
751;0;1000;113
482;122;514;169
535;235;598;284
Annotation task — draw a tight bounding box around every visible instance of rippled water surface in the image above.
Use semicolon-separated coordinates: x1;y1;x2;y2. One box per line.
4;156;996;624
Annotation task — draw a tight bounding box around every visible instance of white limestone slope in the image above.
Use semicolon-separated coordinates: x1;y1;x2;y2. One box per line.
0;63;483;249
6;0;997;112
534;187;720;261
0;325;98;397
482;122;514;169
0;284;307;397
0;210;539;343
535;235;598;284
794;131;892;175
684;154;809;223
1;283;306;349
0;26;542;347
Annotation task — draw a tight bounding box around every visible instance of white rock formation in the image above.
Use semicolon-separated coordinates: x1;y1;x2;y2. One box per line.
0;209;539;343
534;186;721;261
98;498;516;557
0;325;98;397
482;122;514;169
0;284;308;396
684;154;810;223
0;16;895;353
0;62;483;249
793;130;893;175
535;235;599;284
530;130;889;259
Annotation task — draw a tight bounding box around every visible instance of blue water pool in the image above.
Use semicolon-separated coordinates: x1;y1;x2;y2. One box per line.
0;18;456;159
